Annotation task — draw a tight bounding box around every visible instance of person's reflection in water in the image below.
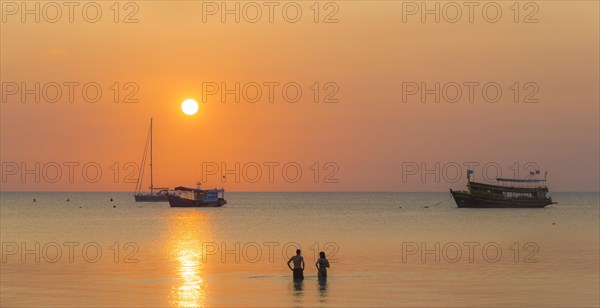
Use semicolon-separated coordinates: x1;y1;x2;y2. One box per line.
288;279;304;305
318;279;328;302
294;279;304;292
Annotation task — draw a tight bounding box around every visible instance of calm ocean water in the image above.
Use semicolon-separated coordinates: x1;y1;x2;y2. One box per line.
1;192;598;307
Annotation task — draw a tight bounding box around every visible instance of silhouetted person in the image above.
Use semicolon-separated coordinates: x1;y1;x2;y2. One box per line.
33;198;36;202
316;251;330;280
66;198;70;202
110;198;113;202
287;249;304;280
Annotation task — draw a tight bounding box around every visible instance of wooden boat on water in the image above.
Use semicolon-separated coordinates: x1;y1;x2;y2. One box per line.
134;118;169;202
167;185;227;207
450;170;556;208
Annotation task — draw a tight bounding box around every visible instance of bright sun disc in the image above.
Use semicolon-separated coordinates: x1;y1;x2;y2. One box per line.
181;99;199;115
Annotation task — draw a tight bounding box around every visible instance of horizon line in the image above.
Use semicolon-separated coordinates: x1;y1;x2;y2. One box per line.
1;190;598;194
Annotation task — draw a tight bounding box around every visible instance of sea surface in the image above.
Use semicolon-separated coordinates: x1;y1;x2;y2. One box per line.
1;192;598;307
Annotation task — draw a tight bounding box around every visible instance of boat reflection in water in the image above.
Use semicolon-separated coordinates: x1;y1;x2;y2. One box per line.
167;211;211;307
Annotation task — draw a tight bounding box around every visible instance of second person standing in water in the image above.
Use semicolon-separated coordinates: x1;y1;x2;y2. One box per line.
316;251;330;280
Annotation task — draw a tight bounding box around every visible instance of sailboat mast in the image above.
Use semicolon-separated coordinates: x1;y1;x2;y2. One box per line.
150;117;153;191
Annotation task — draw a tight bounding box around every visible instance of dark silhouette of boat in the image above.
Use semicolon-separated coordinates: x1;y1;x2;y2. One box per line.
134;118;169;202
450;170;556;208
134;189;169;202
167;186;227;207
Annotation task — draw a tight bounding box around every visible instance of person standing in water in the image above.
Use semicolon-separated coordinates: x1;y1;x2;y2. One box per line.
287;249;305;280
316;251;330;280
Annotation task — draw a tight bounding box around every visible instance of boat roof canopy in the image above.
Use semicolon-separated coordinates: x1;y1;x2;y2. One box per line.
174;186;198;191
174;186;225;193
496;178;546;183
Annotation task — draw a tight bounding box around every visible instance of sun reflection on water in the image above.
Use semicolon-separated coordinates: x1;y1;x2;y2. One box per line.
168;211;211;308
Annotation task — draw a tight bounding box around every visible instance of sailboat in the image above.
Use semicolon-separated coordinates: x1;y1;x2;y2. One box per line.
134;118;169;202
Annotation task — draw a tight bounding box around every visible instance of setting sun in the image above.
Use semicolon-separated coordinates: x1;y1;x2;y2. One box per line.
181;99;199;116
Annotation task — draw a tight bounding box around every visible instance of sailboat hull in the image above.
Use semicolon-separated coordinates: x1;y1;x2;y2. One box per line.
134;194;169;202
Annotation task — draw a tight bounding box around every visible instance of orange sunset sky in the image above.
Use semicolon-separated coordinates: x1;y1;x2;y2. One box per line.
1;1;598;191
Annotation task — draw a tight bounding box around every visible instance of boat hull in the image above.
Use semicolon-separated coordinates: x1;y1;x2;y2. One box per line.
450;190;553;208
134;194;169;202
167;195;227;207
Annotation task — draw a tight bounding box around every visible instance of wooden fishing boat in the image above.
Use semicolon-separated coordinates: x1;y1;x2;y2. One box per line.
450;170;556;208
167;186;227;207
